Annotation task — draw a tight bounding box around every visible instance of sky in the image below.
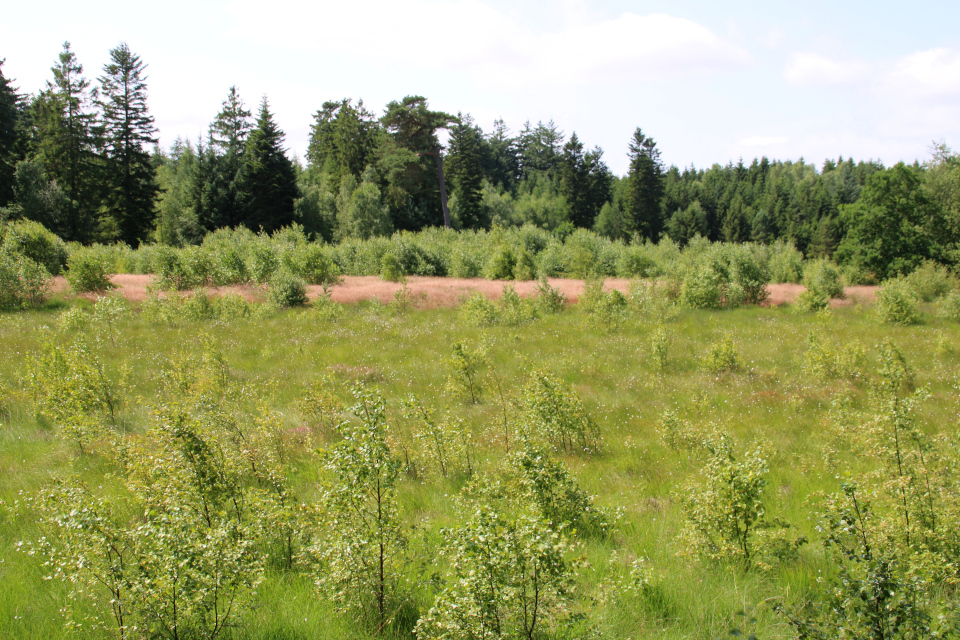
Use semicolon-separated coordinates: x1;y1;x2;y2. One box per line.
2;0;959;176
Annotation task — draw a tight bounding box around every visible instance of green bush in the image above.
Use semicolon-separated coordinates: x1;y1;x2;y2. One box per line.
937;290;960;321
484;245;516;280
681;266;723;309
0;250;51;310
767;239;804;284
380;253;404;282
290;243;341;287
248;239;280;284
2;219;68;275
268;269;308;308
875;278;921;325
793;288;830;313
458;292;499;326
152;244;194;290
703;335;739;373
65;247;115;293
903;261;958;301
803;259;845;299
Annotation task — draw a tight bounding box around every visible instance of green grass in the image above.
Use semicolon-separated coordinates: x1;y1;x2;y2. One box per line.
1;296;958;639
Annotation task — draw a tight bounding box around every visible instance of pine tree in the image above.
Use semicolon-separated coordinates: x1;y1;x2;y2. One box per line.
98;42;159;246
32;43;100;241
625;127;665;241
560;132;591;227
234;96;297;232
444;113;485;229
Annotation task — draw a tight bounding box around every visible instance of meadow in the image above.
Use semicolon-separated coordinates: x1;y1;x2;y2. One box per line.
1;274;959;640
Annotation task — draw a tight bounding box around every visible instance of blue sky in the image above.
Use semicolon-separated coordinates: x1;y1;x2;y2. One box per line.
3;0;958;175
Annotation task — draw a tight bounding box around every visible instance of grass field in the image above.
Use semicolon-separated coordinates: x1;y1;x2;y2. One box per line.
1;287;958;640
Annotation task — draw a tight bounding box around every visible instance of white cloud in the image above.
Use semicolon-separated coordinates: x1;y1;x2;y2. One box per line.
783;52;870;86
883;48;960;98
227;1;750;86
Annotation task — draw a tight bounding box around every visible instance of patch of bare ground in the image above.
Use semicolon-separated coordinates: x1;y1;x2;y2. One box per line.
48;274;878;309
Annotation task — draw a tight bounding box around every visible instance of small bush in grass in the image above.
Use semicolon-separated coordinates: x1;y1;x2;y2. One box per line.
215;292;252;320
458;292;499;326
703;334;739;373
793;288;830;313
311;292;345;322
268;269;308;308
499;285;537;325
1;219;68;275
903;260;958;301
380;252;404;282
681;266;723;309
446;341;487;404
519;368;600;454
937;290;960;321
248;239;280;284
66;247;114;293
651;323;669;370
181;289;216;321
875;278;921;325
484;244;516;280
512;247;537;280
534;277;565;314
803;259;845;299
767;239;804;284
58;306;90;332
212;245;249;285
152;244;193;290
292;243;341;286
0;250;50;309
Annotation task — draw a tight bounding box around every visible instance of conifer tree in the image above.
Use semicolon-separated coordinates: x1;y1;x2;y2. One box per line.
625;127;665;241
32;43;99;241
0;59;25;209
234;96;297;232
200;86;252;230
445;112;485;229
98;42;159;246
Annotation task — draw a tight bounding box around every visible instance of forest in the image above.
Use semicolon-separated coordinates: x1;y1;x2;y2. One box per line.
3;40;960;640
2;42;960;286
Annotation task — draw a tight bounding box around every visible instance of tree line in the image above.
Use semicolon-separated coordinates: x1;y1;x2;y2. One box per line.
2;43;960;279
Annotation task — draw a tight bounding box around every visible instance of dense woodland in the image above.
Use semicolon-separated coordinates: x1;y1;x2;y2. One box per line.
2;43;960;282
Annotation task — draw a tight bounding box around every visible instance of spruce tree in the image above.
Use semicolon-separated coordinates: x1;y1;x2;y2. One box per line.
0;59;25;209
235;96;297;232
199;86;251;230
32;43;100;241
98;42;159;246
560;133;592;228
625;127;665;241
444;113;485;229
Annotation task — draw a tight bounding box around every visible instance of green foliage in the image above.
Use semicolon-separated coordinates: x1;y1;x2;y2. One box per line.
380;252;404;282
313;385;406;630
0;249;50;310
402;396;474;478
446;341;487;404
458;291;499;326
1;219;68;275
902;260;958;301
802;327;867;382
66;246;115;292
936;289;960;321
519;369;599;453
875;279;921;325
679;437;801;569
415;506;581;640
792;288;830;313
533;277;565;314
268;268;308;308
703;334;740;374
766;239;804;284
802;259;845;299
651;323;669;370
26;338;119;452
484;244;516;280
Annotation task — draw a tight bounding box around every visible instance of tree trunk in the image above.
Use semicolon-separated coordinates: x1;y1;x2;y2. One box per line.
434;144;451;228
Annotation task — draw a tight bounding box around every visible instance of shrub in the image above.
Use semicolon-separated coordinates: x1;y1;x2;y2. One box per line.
703;334;739;374
215;292;252;320
875;278;921;325
903;260;958;301
268;269;308;308
151;244;194;290
767;239;804;284
291;243;341;287
519;369;599;453
681;266;723;309
458;292;499;326
66;247;115;293
446;341;487;404
793;288;830;313
533;277;565;314
512;248;537;280
498;285;536;326
0;250;51;310
311;292;345;322
484;244;516;280
1;219;68;275
803;259;845;299
937;290;960;321
380;252;404;282
248;239;280;284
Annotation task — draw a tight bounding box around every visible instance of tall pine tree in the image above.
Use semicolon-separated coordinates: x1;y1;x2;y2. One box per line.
98;42;159;245
234;96;297;232
625;128;665;241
